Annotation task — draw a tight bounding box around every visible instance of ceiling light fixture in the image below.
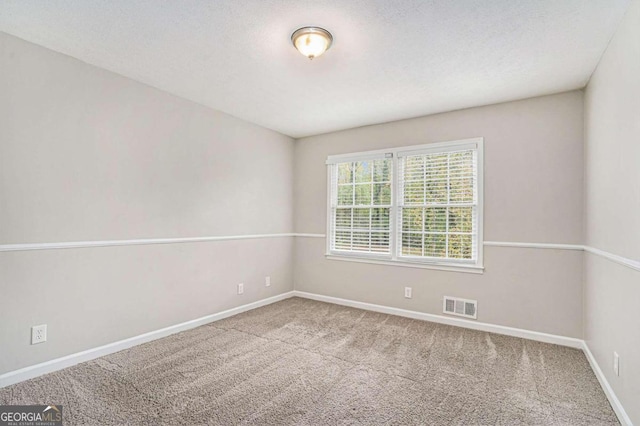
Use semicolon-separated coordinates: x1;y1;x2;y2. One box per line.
291;27;333;60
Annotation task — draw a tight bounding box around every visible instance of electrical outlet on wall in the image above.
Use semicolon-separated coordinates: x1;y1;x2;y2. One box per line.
265;276;271;287
31;324;47;345
238;283;244;295
404;287;412;299
613;352;620;376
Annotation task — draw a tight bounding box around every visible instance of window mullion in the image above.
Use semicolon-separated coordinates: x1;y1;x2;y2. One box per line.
349;205;354;252
421;155;427;258
368;207;372;252
445;154;450;259
369;165;373;252
328;164;337;253
351;162;355;251
391;155;399;260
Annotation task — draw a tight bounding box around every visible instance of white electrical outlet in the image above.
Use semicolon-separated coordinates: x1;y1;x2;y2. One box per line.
31;324;47;345
265;276;271;287
238;283;244;295
613;352;620;376
404;287;412;299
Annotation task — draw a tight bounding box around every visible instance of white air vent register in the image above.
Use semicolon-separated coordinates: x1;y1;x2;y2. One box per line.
443;296;477;319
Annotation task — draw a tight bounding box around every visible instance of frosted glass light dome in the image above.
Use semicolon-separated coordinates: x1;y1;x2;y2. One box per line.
291;27;333;60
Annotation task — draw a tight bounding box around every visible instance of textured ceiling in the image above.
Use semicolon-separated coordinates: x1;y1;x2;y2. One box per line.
0;0;631;137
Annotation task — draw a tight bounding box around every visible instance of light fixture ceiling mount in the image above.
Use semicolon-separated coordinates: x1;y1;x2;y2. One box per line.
291;27;333;60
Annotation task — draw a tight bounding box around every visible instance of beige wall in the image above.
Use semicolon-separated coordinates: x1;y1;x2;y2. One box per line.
583;1;640;423
0;33;295;374
0;33;293;243
294;91;585;337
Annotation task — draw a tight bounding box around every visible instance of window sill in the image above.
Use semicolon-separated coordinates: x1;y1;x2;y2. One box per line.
324;254;484;274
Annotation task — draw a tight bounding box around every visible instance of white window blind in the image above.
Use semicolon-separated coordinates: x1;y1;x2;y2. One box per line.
327;138;482;270
329;158;392;254
398;149;478;262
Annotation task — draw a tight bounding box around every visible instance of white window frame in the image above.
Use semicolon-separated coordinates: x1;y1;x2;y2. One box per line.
325;137;484;274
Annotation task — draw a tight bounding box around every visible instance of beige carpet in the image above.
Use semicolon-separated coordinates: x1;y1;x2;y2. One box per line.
0;297;618;425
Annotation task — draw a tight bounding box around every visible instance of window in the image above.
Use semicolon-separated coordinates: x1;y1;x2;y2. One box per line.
331;158;392;254
326;138;483;272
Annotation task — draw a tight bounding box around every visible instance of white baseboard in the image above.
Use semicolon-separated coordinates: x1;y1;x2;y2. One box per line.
582;342;633;426
292;291;583;348
0;291;295;388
